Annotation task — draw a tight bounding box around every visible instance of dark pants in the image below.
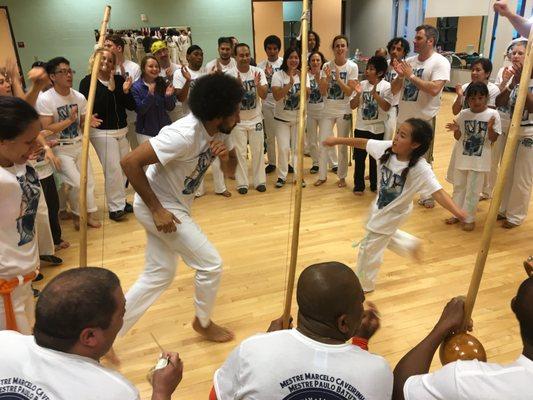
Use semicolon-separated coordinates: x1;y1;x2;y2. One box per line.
353;129;384;192
40;174;61;245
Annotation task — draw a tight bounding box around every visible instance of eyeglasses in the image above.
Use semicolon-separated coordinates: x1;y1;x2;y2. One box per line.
54;69;75;75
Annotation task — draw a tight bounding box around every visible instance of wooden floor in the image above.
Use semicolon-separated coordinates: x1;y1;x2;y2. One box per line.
35;92;533;399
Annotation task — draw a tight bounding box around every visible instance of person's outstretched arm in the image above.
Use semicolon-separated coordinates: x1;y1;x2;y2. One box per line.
494;0;532;38
322;136;369;150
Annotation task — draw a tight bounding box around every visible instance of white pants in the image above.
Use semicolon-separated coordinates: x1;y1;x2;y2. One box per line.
195;158;227;196
318;115;351;180
499;135;533;225
233;122;267;189
308;115;337;168
53;143;97;215
90;134;130;212
0;283;34;334
263;106;277;166
275;119;299;180
120;201;223;334
482;119;510;197
356;229;420;292
36;187;54;255
452;169;484;223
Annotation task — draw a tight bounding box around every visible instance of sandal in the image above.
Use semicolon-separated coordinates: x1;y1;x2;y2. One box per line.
216;190;232;197
502;220;519;229
337;178;347;188
314;179;327;187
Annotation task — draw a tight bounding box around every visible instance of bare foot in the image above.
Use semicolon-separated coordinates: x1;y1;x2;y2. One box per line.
353;191;364;196
88;213;101;228
216;190;232;197
73;215;80;231
73;215;101;230
102;346;121;366
54;240;70;252
314;179;327;187
192;317;234;343
337;178;346;188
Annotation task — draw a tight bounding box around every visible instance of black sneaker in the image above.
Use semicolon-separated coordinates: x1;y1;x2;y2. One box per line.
310;165;319;174
265;164;276;174
256;184;266;192
275;178;285;188
33;272;44;282
124;202;134;213
331;166;338;173
39;255;63;266
288;165;294;173
237;187;248;195
109;210;126;221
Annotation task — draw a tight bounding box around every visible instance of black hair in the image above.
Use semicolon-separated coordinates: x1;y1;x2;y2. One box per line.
264;35;281;51
308;50;326;67
465;81;489;99
387;37;410;56
31;60;46;69
186;44;202;56
331;34;349;49
416;24;439;46
234;43;250;54
105;34;125;51
280;47;301;73
0;96;39;141
45;57;70;75
33;267;121;352
189;74;244;121
379;118;433;181
217;36;232;47
308;31;321;52
366;56;388;78
471;57;493;75
513;277;533;345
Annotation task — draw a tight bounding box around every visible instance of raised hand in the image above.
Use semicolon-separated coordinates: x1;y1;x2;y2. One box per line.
165;66;173;79
401;60;414;78
265;63;273;78
216;60;223;74
332;65;340;81
354;302;381;340
69;105;79;123
165;83;175;97
210;140;229;161
27;67;49;89
90;113;103;128
288;69;295;86
354;81;363;95
253;71;261;86
511;61;523;84
236;72;243;85
4;58;20;82
493;0;513;17
501;66;514;85
455;84;464;97
181;66;192;82
108;74;116;92
324;64;332;80
445;120;459;133
123;75;133;93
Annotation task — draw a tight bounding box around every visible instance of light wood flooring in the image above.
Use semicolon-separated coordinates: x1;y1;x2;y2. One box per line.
34;92;533;399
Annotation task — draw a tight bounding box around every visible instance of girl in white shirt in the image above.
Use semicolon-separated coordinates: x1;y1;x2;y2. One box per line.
446;82;501;231
323;118;466;292
316;35;358;188
271;48;309;188
307;51;326;174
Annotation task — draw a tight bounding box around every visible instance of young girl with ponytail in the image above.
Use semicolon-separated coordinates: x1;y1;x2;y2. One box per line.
323;118;467;292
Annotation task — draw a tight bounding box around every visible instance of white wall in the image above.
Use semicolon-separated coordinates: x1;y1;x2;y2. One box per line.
347;0;393;57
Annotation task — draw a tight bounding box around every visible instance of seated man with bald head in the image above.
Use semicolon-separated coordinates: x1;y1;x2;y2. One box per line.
393;274;533;400
213;262;392;399
0;267;182;400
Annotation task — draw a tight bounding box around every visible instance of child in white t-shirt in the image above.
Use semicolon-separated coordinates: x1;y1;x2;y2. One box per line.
323;119;466;292
350;56;393;194
446;82;501;231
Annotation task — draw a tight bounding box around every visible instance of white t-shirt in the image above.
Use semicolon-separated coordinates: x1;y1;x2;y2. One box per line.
36;88;87;142
206;58;237;73
308;72;325;118
366;140;442;235
226;66;268;123
321;60;359;117
398;52;450;123
0;163;40;279
404;355;533;400
271;70;310;123
509;78;533;136
458;81;500;109
495;66;513;124
142;113;234;214
0;331;139;400
214;329;393;400
453;108;501;172
257;57;283;109
355;80;393;134
159;62;181;80
172;66;207;114
115;59;141;82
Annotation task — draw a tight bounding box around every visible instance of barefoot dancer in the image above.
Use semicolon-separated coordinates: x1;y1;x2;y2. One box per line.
120;74;242;342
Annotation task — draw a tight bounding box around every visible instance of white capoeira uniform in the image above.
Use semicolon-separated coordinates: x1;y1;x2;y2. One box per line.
383;65;401;140
355;140;442;292
258;57;283;167
36;88;98;216
448;108;501;223
318;60;359;181
120;113;234;334
271;70;311;181
0;163;41;333
226;65;268;190
115;60;142;150
499;79;533;226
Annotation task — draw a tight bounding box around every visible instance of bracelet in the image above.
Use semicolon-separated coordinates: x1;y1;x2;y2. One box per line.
351;336;369;350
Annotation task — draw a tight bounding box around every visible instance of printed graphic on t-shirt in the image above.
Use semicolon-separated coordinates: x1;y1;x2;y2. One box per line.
279;372;367;400
377;164;405;209
56;104;79;140
267;67;282;93
0;377;50;399
384;70;397;83
284;83;301;111
16;166;40;246
182;148;214;195
327;72;348;100
241;80;257;110
462;120;488;157
362;91;379;120
521;137;533;148
402;68;424;102
309;78;323;104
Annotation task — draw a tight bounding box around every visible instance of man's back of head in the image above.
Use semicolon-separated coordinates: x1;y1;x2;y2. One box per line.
512;276;533;347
